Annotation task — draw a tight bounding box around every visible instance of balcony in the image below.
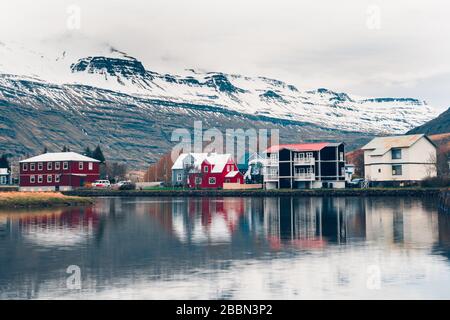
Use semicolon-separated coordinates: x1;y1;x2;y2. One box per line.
293;157;315;165
294;173;315;181
266;158;279;166
264;173;279;181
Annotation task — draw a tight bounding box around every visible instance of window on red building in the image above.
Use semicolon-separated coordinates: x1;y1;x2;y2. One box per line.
204;166;209;173
38;175;43;183
30;163;35;171
38;163;43;171
208;177;216;184
88;162;93;170
30;175;35;183
55;162;60;170
63;162;68;170
47;175;52;183
55;175;60;183
79;162;83;170
23;163;28;171
47;162;52;170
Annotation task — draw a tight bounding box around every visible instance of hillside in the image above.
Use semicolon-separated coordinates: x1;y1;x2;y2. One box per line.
408;107;450;135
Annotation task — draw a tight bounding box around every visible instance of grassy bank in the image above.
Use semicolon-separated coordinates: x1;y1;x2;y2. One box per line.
0;192;94;208
63;187;442;198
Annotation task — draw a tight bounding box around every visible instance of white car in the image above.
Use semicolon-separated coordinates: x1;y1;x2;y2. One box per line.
92;180;111;188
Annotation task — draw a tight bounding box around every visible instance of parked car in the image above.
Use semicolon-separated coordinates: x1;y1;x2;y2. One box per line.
92;180;111;188
118;181;136;190
347;178;365;188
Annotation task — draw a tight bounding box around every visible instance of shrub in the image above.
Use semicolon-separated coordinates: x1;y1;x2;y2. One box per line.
421;176;450;188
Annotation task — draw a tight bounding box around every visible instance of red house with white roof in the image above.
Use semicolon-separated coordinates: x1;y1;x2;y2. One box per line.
19;152;100;191
186;153;244;189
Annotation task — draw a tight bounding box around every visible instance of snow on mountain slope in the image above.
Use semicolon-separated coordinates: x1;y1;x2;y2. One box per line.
0;39;438;134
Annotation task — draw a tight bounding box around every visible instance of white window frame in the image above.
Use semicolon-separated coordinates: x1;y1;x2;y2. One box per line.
23;163;28;171
47;162;52;170
55;162;60;170
88;162;93;170
30;175;35;184
79;162;84;170
30;163;35;171
204;166;209;173
47;175;52;183
195;177;202;185
177;173;182;182
208;177;216;185
306;152;313;159
1;176;6;185
38;162;43;171
38;175;43;183
55;175;60;183
63;162;69;170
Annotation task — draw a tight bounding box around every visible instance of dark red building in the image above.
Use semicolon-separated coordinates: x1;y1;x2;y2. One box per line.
187;154;244;189
19;152;100;191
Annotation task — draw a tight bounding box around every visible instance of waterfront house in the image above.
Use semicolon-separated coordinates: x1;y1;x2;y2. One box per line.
362;134;437;185
263;142;346;189
188;153;244;189
0;168;12;185
171;153;210;187
19;152;100;191
171;152;244;188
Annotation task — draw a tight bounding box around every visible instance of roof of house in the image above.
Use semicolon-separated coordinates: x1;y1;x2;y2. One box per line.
225;171;240;178
171;153;212;170
0;168;9;175
266;142;334;153
361;134;434;156
207;154;233;173
19;152;100;163
172;152;236;173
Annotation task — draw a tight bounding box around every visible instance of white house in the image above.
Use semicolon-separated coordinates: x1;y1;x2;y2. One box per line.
171;153;211;186
0;168;12;185
362;134;437;184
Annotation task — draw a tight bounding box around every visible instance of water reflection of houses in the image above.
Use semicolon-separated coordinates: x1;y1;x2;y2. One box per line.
263;197;367;248
171;198;246;244
0;207;101;247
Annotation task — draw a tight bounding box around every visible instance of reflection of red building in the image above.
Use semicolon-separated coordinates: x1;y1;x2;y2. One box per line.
187;154;244;189
188;198;245;232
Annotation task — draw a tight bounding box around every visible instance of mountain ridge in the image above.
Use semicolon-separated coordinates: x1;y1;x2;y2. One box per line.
0;40;441;167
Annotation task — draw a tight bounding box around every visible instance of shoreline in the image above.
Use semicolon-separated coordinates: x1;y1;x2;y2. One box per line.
0;192;94;209
62;187;442;198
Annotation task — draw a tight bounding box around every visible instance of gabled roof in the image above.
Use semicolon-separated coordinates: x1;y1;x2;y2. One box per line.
266;142;332;153
361;134;434;156
171;153;211;170
225;171;240;178
19;152;100;163
172;153;236;173
207;154;233;173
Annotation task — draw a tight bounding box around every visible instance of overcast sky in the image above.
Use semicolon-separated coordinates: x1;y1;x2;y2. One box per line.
1;0;449;111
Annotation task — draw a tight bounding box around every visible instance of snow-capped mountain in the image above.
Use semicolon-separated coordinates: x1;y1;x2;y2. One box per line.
0;39;440;165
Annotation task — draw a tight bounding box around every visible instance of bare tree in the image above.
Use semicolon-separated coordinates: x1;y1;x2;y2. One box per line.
425;153;438;178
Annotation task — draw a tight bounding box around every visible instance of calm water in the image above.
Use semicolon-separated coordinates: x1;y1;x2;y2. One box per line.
0;196;449;299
